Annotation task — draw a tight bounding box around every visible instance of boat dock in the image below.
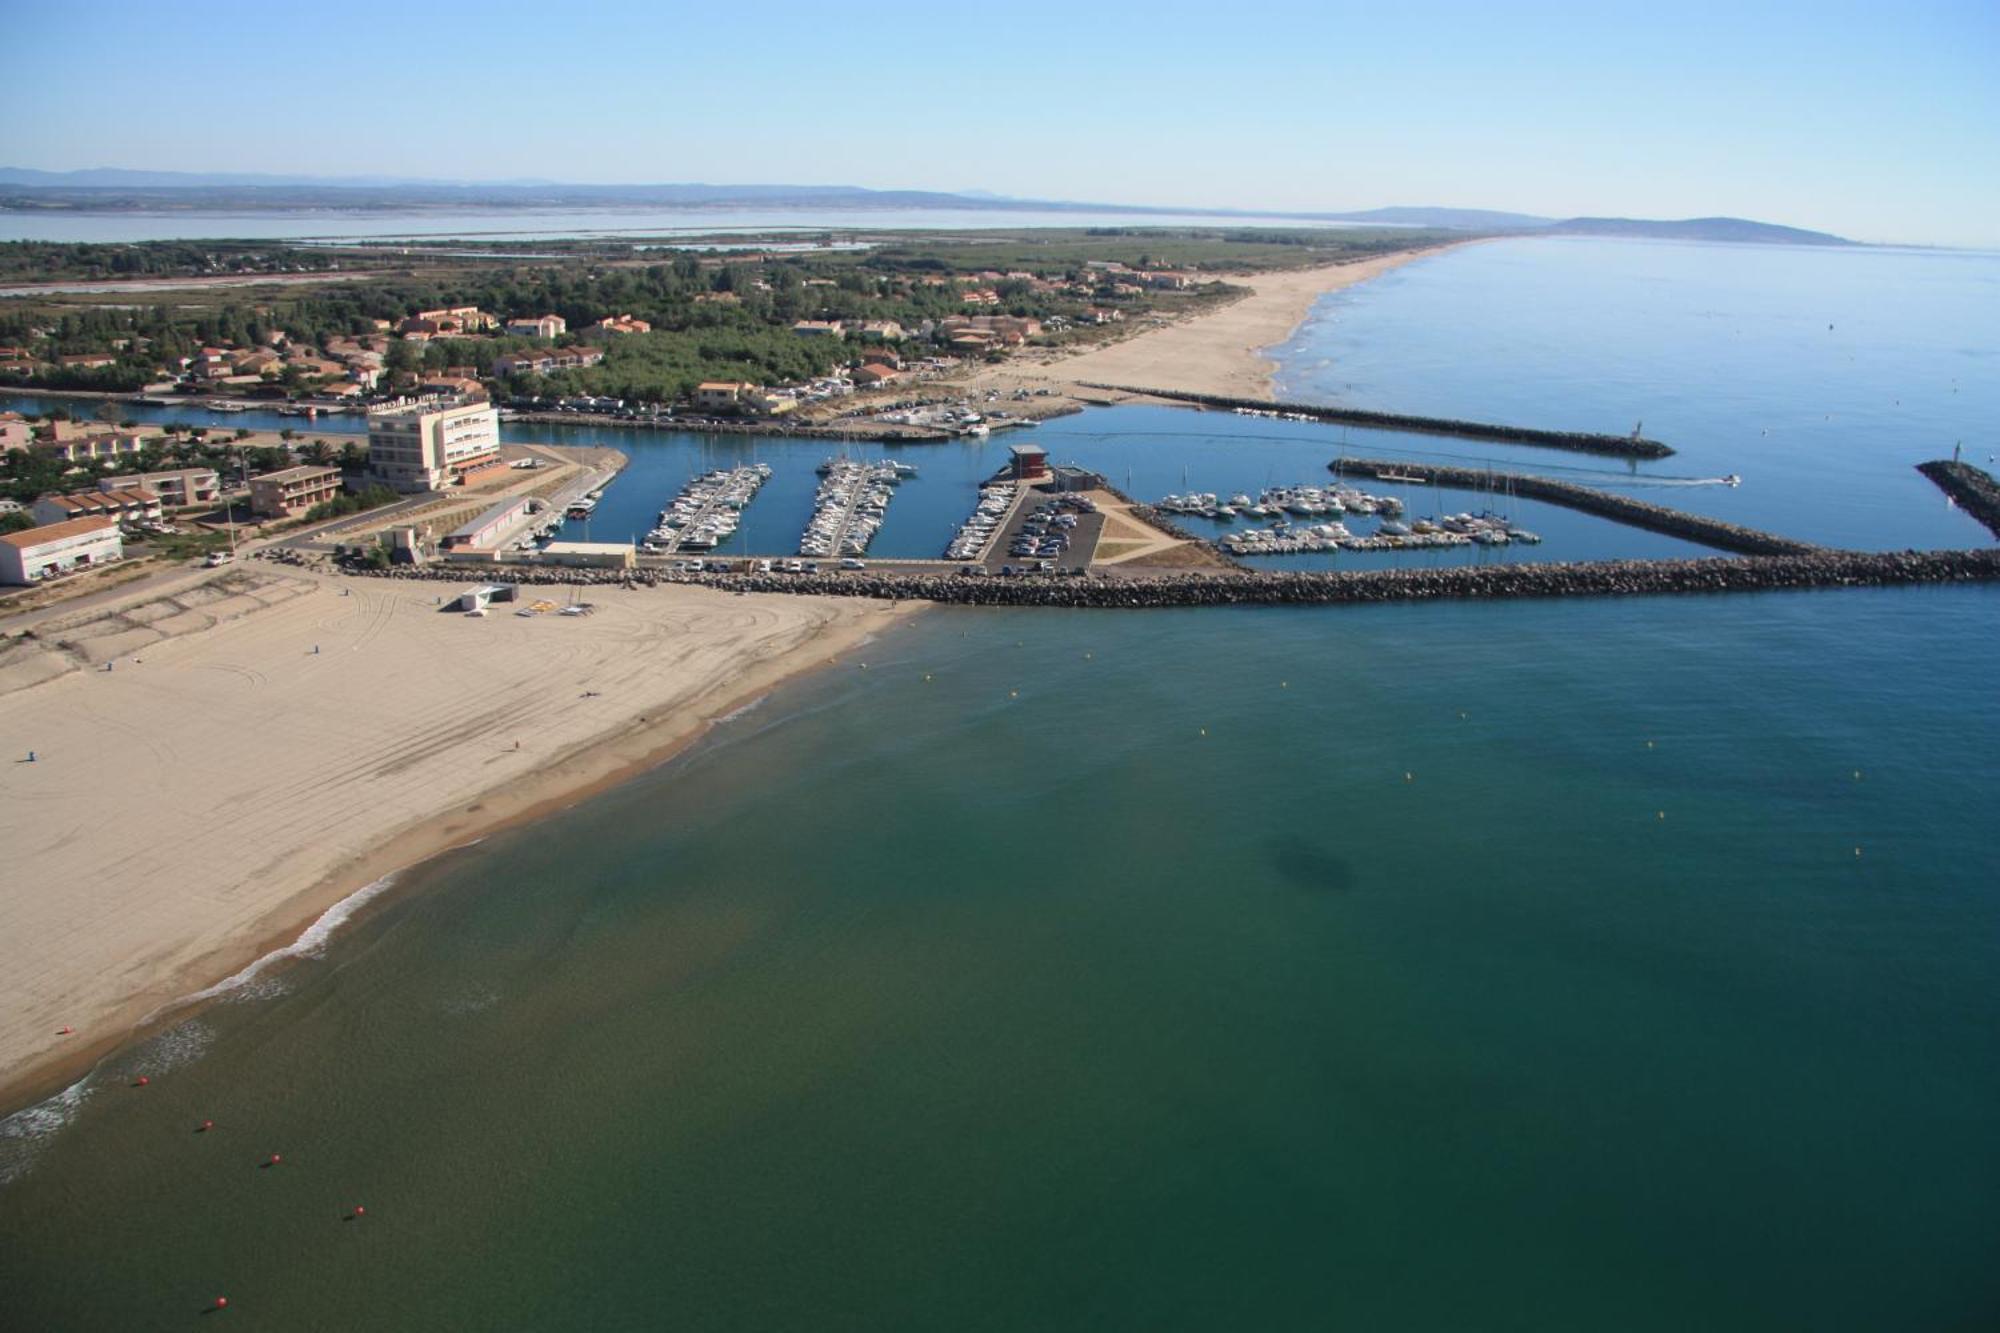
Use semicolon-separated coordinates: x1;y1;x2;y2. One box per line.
944;481;1019;561
643;465;771;556
800;459;911;559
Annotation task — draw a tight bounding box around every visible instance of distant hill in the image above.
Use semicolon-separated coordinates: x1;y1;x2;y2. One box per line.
1549;216;1854;246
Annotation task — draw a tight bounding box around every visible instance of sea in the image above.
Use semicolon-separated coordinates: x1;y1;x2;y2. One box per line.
2;237;1996;1331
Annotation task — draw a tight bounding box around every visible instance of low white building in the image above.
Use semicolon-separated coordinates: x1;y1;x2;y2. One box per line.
0;515;123;585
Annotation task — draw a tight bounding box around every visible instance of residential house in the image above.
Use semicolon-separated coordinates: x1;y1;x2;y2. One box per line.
32;423;164;464
58;352;118;370
32;487;165;528
419;375;490;402
410;306;496;335
852;363;901;387
594;314;652;334
249;465;344;518
505;314;567;338
0;412;30;453
693;381;755;413
101;468;220;508
792;320;845;339
491;346;605;377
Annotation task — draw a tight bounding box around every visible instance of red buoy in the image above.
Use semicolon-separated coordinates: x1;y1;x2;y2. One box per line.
352;1205;366;1218
199;1120;214;1133
57;1026;73;1035
214;1296;229;1310
266;1153;282;1167
135;1076;150;1087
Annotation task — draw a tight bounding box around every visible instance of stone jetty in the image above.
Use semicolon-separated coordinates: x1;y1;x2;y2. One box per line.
1329;457;1819;555
1082;384;1675;458
1916;460;2000;540
343;548;2000;608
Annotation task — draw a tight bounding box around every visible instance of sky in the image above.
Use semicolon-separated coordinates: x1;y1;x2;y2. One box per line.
9;0;1999;246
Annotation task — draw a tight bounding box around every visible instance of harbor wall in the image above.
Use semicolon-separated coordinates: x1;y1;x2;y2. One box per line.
1328;457;1821;556
342;548;2000;608
1079;383;1675;459
1916;460;2000;541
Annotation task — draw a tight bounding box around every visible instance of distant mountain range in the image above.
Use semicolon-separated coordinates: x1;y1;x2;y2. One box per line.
0;169;1855;245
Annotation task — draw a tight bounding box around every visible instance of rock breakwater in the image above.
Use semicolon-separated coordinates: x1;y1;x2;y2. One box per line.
1916;460;2000;540
1331;457;1819;555
345;549;2000;608
1083;384;1675;458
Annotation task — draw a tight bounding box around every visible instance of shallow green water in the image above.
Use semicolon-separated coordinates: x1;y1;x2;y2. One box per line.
4;589;1996;1329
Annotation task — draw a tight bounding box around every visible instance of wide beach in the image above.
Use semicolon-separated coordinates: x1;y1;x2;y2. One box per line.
0;570;911;1107
972;245;1458;405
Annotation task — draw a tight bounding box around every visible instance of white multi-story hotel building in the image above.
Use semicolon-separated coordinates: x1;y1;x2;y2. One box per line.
365;401;502;492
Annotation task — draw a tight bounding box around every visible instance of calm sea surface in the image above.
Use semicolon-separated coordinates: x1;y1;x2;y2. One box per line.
3;239;1996;1330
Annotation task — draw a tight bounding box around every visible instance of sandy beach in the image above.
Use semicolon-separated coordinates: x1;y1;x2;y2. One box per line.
0;569;912;1107
969;245;1457;406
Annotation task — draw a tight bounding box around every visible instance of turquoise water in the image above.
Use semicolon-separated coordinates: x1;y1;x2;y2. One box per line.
4;239;1999;1330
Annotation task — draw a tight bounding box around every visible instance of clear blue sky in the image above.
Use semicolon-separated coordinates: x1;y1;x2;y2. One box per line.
12;0;1999;245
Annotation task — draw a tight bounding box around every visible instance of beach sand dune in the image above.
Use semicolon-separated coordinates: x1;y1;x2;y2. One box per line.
0;570;906;1104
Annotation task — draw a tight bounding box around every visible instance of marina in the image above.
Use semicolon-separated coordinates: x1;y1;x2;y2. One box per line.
799;458;913;560
1154;483;1407;522
641;464;772;555
944;481;1018;561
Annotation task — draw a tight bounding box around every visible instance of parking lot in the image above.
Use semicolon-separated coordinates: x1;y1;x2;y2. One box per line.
983;491;1104;575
